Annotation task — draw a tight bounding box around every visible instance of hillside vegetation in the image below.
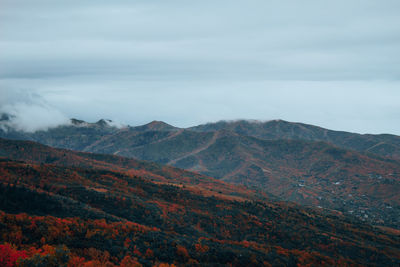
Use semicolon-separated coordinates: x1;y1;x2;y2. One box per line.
2;119;399;227
0;138;399;266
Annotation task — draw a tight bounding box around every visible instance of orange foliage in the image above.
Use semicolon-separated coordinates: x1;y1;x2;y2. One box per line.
194;243;209;253
275;246;290;257
176;245;189;259
120;255;142;267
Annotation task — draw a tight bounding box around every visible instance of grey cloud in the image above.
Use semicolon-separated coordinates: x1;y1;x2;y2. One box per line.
1;0;399;81
0;1;399;134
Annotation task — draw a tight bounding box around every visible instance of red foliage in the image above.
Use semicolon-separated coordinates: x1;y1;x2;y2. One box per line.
145;248;154;258
68;256;86;267
0;243;28;267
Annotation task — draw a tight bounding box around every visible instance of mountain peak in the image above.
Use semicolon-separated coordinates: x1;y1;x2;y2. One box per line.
70;118;86;125
149;120;167;126
96;119;113;127
132;120;180;132
0;113;13;122
70;118;118;128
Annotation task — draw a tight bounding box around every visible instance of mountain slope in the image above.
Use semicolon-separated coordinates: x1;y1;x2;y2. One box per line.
67;128;400;227
0;138;399;266
190;119;400;159
1;119;400;227
0;117;121;151
0;138;255;202
2;118;400;160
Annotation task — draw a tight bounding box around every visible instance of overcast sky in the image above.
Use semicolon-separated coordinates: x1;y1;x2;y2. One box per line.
1;0;400;134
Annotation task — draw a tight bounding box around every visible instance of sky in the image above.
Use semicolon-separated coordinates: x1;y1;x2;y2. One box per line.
1;0;400;134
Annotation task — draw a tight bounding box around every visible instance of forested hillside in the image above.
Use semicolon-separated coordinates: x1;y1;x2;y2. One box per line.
0;138;399;266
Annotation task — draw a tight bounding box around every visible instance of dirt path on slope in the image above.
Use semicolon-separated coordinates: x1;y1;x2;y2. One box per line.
112;129;184;155
167;131;219;165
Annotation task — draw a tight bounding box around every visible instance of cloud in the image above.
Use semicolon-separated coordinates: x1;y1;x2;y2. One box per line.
0;1;399;134
0;89;70;132
1;0;399;81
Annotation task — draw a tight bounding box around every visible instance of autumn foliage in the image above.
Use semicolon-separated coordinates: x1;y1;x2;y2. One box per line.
0;138;399;266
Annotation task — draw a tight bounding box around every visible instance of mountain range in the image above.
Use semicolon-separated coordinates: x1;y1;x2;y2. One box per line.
1;117;399;228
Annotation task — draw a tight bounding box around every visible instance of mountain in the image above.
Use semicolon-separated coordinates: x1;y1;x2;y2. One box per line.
0;138;399;266
131;120;181;132
85;128;400;227
0;117;120;151
1;118;400;228
0;138;255;202
189;120;400;160
2;118;400;159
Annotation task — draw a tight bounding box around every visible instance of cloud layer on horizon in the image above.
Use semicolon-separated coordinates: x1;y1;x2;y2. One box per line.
0;0;399;134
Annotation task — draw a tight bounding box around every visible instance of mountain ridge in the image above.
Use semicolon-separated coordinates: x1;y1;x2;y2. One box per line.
190;119;400;159
1;118;400;227
2;116;400;158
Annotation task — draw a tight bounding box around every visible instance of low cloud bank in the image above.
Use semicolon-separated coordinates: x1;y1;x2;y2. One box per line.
0;90;70;132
